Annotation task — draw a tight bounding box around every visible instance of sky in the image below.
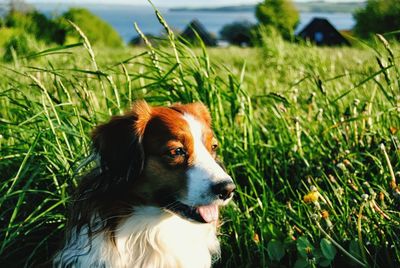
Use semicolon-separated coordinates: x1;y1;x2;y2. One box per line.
22;0;364;8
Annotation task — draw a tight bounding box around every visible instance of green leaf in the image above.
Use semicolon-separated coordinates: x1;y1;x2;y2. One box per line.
319;258;332;267
313;248;323;261
349;239;362;261
320;238;337;260
267;239;285;261
297;236;314;259
266;223;283;238
25;43;83;59
294;258;310;268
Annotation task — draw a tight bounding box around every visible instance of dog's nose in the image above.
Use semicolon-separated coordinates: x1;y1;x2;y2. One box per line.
212;181;236;201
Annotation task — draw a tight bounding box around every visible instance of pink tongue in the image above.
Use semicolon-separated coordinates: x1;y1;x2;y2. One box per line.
197;204;219;223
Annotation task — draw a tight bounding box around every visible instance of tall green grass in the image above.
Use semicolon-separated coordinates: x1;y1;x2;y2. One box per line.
1;12;399;267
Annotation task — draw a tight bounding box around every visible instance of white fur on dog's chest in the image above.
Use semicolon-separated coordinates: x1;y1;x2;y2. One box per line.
116;206;220;268
56;207;220;267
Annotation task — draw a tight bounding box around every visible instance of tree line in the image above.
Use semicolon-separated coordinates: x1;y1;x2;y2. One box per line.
0;1;124;61
0;0;399;59
221;0;400;46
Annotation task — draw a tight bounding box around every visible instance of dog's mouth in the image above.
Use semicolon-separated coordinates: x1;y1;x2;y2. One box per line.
165;202;219;224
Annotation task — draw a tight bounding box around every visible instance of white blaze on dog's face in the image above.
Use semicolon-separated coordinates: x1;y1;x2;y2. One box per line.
182;114;233;206
133;101;235;224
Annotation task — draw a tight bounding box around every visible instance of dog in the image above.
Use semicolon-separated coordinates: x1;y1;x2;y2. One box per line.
54;101;236;267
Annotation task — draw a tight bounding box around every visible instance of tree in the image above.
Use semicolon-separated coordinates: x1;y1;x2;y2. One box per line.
5;10;66;44
220;21;255;46
61;8;123;47
354;0;400;39
255;0;299;40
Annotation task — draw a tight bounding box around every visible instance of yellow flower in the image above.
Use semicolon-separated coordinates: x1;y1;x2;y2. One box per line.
303;191;319;203
253;233;260;244
321;210;329;219
378;192;385;202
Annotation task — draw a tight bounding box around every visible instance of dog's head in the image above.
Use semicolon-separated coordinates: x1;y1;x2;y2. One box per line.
92;100;235;223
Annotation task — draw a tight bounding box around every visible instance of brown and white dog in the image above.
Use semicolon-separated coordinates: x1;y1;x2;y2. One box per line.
54;101;235;267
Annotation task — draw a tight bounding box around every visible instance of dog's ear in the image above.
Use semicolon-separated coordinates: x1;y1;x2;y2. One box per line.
92;100;152;182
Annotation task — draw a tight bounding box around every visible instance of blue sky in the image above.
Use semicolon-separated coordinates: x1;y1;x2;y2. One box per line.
25;0;364;8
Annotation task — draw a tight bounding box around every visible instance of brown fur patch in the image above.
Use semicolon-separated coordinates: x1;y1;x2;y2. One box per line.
136;107;194;205
171;102;212;127
131;100;152;137
170;102;217;156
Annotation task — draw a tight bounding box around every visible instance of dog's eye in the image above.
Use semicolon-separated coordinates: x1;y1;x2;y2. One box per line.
169;147;186;157
211;137;218;152
211;144;218;151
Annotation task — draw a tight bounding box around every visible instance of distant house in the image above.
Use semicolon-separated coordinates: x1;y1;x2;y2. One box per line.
297;18;350;46
129;34;159;46
180;19;217;46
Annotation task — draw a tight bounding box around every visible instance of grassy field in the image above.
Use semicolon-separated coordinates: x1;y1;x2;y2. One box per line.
0;17;400;267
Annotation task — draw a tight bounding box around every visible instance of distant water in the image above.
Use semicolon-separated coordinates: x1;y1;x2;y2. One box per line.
33;3;355;43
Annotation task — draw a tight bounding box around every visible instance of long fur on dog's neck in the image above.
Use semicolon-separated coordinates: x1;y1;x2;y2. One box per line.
54;207;220;267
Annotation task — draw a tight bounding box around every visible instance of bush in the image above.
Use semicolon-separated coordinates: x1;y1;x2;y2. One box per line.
5;10;66;44
220;21;255;46
2;32;41;61
61;8;124;47
354;0;400;39
0;27;20;47
255;0;299;40
2;8;124;48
